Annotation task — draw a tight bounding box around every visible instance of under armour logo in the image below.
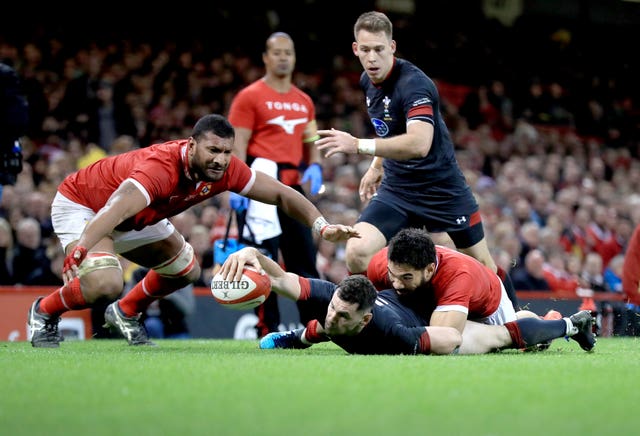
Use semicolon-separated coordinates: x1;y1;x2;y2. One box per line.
266;115;308;134
456;216;467;225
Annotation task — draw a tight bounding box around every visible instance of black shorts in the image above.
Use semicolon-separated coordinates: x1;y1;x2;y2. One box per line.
358;187;484;249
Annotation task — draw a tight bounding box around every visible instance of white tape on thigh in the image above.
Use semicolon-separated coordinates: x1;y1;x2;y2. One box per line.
77;252;122;277
152;242;196;278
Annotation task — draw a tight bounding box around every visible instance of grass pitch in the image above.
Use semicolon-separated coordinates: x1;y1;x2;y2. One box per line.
1;337;638;436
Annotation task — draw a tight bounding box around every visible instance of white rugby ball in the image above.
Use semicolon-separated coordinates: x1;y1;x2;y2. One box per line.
210;266;271;310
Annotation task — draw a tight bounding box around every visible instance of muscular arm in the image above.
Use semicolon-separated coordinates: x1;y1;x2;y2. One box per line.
246;171;321;227
303;119;322;165
429;310;468;334
232;126;252;161
316;121;433;160
76;180;148;251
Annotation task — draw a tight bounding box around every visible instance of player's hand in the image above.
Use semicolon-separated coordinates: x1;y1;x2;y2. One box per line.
359;166;383;202
229;192;249;213
62;245;88;284
319;224;360;243
301;163;323;195
316;129;358;158
219;247;262;281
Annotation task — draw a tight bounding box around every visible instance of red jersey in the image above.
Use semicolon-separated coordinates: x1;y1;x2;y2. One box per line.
227;79;316;171
366;245;502;319
623;225;640;306
58;140;253;231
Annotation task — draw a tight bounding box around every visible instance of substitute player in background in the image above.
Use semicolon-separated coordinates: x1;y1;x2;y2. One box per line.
218;246;596;355
227;32;324;337
27;114;358;348
315;11;520;311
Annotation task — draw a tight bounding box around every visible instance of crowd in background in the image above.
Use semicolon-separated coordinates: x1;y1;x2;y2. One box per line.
1;5;639;336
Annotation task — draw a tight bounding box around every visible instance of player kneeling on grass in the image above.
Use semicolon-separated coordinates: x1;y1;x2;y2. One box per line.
218;247;596;355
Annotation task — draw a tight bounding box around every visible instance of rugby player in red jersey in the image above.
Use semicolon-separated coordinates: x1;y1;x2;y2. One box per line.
27;114;358;348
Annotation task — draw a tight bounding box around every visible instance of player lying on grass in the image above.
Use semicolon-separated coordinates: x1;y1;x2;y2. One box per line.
218;247;596;355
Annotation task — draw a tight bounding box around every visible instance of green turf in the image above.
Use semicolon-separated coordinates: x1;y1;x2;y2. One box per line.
1;337;638;436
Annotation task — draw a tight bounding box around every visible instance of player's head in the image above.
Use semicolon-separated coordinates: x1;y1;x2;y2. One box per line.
387;228;437;295
264;32;295;79
188;114;235;182
324;275;377;337
352;11;396;84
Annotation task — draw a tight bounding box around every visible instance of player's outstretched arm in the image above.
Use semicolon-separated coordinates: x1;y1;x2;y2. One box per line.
220;247;302;301
246;172;360;243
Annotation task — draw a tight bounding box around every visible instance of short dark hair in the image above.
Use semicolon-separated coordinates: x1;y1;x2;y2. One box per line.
336;275;377;312
191;114;235;141
387;228;436;269
265;32;293;52
354;11;393;40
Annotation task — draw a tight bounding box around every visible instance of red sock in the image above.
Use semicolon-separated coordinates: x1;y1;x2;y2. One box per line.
39;277;86;317
418;330;432;354
504;321;525;348
118;269;182;317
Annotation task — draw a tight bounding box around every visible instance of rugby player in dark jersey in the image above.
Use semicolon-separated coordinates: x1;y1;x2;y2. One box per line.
218;247;596;355
316;11;520;311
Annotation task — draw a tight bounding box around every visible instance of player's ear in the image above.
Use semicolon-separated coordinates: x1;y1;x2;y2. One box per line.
352;42;358;55
361;312;373;327
390;40;396;54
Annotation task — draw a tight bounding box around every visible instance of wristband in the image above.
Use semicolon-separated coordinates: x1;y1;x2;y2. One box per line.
312;216;330;236
357;139;376;155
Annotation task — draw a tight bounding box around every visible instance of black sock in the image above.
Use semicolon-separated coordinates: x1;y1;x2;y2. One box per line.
515;317;567;347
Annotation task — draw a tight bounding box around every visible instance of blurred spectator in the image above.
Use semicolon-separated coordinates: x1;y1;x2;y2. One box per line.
0;216;14;284
188;224;214;287
0;61;28;191
517;220;541;265
601;254;628;336
23;241;64;286
542;249;579;293
511;249;551;291
11;216;49;284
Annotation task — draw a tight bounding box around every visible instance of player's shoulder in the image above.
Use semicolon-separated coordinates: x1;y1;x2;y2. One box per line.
145;139;185;156
308;278;337;300
289;84;314;103
233;80;264;98
395;59;432;87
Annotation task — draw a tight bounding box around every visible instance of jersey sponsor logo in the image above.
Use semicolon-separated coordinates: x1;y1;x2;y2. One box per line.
266;115;308;134
413;97;432;106
265;101;310;113
371;118;389;137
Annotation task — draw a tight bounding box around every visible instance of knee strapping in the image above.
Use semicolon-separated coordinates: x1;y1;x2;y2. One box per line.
152;242;196;278
77;252;122;277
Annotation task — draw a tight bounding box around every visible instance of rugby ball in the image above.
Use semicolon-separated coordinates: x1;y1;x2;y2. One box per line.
210;266;271;310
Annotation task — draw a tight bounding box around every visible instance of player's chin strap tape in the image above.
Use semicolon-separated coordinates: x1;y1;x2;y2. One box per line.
152;241;196;278
77;252;122;278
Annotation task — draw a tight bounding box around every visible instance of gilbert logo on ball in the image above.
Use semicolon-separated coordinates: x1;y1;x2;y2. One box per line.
211;267;271;310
